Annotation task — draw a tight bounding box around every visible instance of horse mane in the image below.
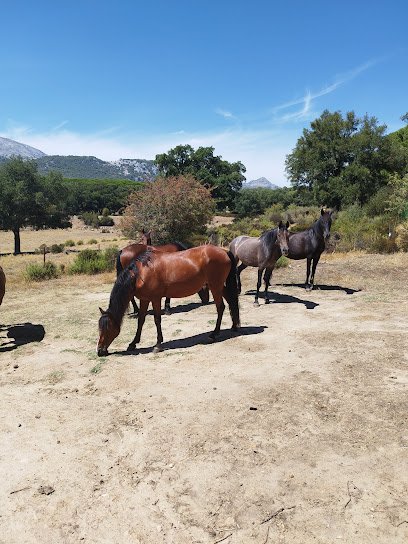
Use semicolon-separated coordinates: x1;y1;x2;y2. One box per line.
101;249;153;331
259;228;278;259
173;241;188;251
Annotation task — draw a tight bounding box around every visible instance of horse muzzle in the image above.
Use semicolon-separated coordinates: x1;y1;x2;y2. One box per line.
281;248;289;256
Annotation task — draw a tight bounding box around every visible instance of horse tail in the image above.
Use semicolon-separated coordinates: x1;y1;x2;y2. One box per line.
116;250;123;277
225;250;240;328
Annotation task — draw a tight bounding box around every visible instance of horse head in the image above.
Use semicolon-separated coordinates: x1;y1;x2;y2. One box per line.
97;307;120;356
277;221;290;256
320;209;333;240
140;229;152;245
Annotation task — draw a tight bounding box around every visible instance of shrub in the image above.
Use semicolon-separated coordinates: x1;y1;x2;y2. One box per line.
88;239;98;245
65;239;76;247
77;240;84;245
81;212;100;228
275;256;289;268
395;221;408;251
50;243;64;253
68;247;118;275
102;207;110;217
24;262;60;281
98;216;114;227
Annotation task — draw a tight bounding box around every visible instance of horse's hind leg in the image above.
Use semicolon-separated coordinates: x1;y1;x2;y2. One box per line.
164;297;171;315
198;285;210;304
152;298;164;352
237;263;247;294
209;290;225;339
127;299;149;351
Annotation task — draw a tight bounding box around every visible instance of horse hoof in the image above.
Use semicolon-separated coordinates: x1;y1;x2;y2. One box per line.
253;301;260;307
153;345;162;353
265;299;270;305
127;344;136;351
305;284;313;291
164;309;171;316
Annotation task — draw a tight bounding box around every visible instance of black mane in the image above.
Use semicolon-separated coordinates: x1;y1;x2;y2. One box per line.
259;228;278;260
100;249;153;331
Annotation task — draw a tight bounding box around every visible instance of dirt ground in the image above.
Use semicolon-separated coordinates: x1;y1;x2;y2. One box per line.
0;249;407;543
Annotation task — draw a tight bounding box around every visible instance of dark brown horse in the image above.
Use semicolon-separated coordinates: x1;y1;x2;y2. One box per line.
97;246;240;356
0;266;5;306
229;221;290;305
281;208;333;290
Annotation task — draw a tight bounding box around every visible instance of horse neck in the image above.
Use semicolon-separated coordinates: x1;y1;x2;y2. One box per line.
108;269;135;329
260;229;279;261
312;217;325;239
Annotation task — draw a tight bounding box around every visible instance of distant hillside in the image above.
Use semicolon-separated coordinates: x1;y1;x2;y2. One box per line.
0;136;46;160
243;177;280;189
35;155;158;181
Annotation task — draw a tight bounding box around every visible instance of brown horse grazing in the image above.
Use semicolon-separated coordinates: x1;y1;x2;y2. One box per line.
229;221;290;305
117;240;210;315
270;208;333;291
97;246;240;356
0;266;5;306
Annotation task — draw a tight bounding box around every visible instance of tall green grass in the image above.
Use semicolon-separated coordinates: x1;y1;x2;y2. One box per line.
68;247;118;275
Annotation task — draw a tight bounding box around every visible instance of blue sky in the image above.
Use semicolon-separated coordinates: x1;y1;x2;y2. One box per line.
1;0;407;185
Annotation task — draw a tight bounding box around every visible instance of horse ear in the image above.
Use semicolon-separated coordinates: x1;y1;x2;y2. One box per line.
286;221;290;229
99;307;105;315
278;220;283;228
321;208;325;216
141;228;145;234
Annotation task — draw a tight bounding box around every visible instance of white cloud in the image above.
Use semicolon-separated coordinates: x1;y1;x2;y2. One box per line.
215;108;236;120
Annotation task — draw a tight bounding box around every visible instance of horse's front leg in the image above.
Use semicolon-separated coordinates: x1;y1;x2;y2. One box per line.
152;298;164;353
127;299;149;351
164;297;171;315
305;256;312;290
254;269;263;306
310;252;322;289
264;267;273;304
129;296;139;316
209;291;225;339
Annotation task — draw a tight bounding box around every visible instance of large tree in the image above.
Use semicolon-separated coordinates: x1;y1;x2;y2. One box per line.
121;174;215;244
285;110;406;209
155;144;246;210
0;157;71;254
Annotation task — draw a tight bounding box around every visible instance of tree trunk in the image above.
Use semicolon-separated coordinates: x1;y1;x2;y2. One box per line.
13;228;21;255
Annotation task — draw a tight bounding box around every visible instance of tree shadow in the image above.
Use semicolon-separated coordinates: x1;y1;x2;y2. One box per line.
112;325;267;356
0;323;46;353
244;290;318;310
276;283;361;295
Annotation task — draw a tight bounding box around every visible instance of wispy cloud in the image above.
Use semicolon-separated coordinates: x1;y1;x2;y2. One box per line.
215;108;236;120
272;58;382;122
51;120;69;131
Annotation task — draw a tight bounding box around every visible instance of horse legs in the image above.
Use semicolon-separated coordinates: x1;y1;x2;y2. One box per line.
310;252;322;288
208;291;225;340
164;297;171;315
254;269;263;306
237;263;247;294
263;267;273;304
197;285;210;304
152;298;164;352
129;297;139;316
127;299;149;351
305;256;312;290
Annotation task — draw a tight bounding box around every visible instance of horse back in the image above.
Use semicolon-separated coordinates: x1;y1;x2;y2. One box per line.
230;236;261;267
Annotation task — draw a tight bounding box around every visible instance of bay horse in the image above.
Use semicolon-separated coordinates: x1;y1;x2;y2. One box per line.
0;266;5;306
229;221;290;305
97;246;240;356
265;208;333;290
117;235;209;315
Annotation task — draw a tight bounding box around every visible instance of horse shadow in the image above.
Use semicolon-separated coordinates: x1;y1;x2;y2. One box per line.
276;283;361;295
245;290;318;310
0;323;45;353
127;301;212;319
113;325;267;356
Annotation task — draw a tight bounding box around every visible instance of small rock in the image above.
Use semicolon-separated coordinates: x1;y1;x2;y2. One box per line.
13;364;19;369
35;414;41;419
249;406;257;411
38;485;55;495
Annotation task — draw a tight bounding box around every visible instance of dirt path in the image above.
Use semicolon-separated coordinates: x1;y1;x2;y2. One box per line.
1;253;407;543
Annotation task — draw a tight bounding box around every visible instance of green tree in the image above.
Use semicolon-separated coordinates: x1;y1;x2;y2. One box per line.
234;187;295;217
285;110;405;208
0;158;70;254
121;174;215;244
155;144;245;210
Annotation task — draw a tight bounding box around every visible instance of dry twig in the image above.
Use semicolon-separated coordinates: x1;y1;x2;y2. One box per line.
261;505;296;525
214;533;232;544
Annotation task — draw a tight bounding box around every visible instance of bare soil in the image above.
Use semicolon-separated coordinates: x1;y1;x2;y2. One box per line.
0;250;407;543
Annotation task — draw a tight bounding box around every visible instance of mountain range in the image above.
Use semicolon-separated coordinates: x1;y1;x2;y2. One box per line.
0;136;279;187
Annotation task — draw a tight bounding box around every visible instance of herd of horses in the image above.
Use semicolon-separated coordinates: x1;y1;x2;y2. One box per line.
97;209;333;356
